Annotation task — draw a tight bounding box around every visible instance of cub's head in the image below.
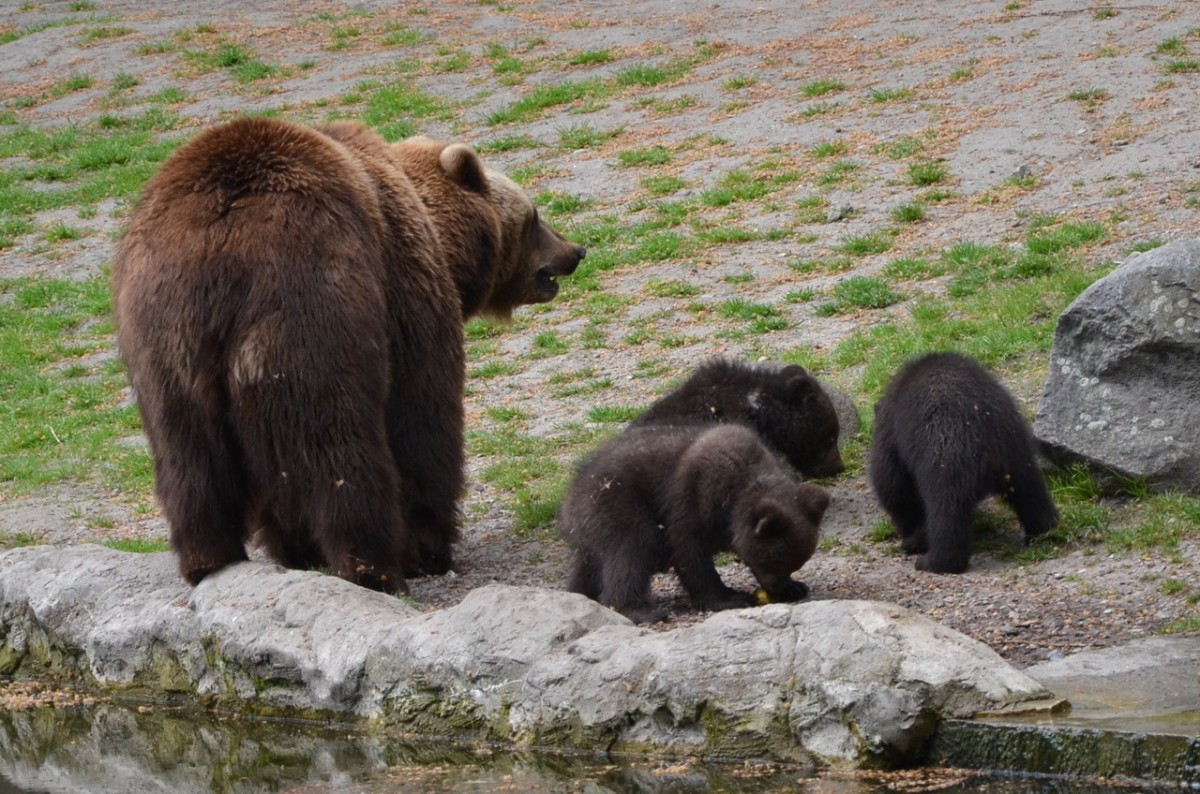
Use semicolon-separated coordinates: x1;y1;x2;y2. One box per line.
734;482;829;601
754;365;845;479
392;137;585;320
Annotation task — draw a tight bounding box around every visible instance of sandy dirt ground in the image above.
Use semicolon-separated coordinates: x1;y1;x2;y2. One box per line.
2;0;1198;669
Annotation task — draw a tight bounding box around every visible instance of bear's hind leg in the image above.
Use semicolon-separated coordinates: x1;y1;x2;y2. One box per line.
566;549;602;599
913;485;975;574
151;417;251;585
254;507;325;571
591;512;669;624
869;445;927;553
309;468;409;594
1003;462;1060;542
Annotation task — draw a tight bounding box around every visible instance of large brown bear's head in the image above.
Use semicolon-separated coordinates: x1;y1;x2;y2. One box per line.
393;138;586;320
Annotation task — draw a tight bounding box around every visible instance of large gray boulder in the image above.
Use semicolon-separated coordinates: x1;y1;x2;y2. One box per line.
1034;239;1200;492
0;545;1050;768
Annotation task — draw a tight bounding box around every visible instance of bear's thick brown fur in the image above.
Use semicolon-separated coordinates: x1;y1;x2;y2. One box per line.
113;117;584;593
560;424;829;624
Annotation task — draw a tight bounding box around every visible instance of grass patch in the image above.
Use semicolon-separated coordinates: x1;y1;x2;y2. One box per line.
641;174;687;196
359;80;452;141
891;202;926;223
568;49;614;66
816;276;904;316
907;160;949;186
103;537;171;553
800;78;846;97
838;230;894;256
486;78;607;125
474;133;540;153
869;86;913;102
809;139;848;158
617;145;672;167
716;299;789;332
1;277;151;494
1164;59;1200;74
834;241;1110;396
558;122;621;149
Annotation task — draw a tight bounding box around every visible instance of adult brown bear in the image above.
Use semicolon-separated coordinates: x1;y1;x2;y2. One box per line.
113;117;584;593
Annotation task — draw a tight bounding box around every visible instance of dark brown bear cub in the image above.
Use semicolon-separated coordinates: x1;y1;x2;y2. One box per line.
869;352;1058;574
560;424;830;624
113;117;583;593
630;358;845;479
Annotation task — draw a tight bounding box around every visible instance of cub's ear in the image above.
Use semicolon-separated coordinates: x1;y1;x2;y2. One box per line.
752;503;784;538
798;485;831;524
784;372;818;402
439;143;487;192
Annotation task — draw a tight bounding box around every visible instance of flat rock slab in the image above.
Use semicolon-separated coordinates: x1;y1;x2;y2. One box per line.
933;636;1200;784
0;545;1049;767
1024;636;1200;728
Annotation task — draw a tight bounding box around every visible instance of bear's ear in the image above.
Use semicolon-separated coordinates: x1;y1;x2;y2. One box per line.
798;485;830;524
784;372;817;402
439;144;487;192
752;503;784;538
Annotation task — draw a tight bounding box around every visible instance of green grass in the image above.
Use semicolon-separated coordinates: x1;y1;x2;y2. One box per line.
809;139;848;158
907;160;949;186
103;538;171;553
474;133;540;153
816;276;904;316
716;299;789;333
358;80;452;141
833;229;1111;396
558;122;621;150
1165;59;1200;73
182;41;278;83
641;174;687;196
837;230;893;256
470;424;608;535
891;202;926;223
800;78;846;97
869;86;913;103
617;145;672;167
567;49;614;66
486;78;608;125
0;277;151;494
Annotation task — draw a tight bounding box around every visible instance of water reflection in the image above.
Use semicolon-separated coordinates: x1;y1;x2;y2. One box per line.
0;685;1172;794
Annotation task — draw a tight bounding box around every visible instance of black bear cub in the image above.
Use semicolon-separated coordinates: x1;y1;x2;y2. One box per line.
869;352;1058;574
631;358;845;479
559;424;830;624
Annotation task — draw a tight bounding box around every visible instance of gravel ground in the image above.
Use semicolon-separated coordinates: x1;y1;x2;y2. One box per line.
2;0;1198;670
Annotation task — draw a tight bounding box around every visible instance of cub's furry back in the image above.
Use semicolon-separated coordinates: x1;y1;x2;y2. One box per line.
630;358;844;479
559;423;829;624
869;352;1058;574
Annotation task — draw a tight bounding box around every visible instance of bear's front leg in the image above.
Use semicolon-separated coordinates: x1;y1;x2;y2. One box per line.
671;545;755;613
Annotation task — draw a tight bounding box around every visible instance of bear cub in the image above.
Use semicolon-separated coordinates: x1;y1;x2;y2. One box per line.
559;423;830;624
630;358;845;479
869;352;1058;574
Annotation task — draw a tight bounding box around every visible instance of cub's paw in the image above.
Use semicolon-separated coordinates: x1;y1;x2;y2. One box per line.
758;579;809;604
